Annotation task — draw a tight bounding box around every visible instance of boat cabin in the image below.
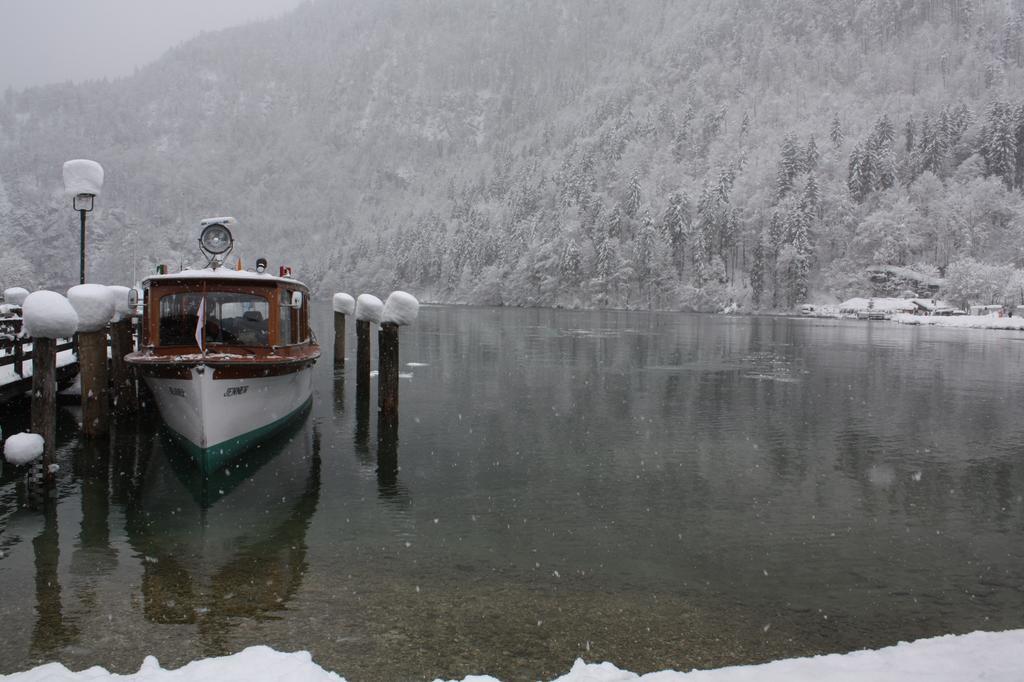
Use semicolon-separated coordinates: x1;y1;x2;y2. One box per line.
139;272;312;356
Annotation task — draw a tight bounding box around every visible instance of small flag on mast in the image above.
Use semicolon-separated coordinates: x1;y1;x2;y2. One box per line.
195;296;206;353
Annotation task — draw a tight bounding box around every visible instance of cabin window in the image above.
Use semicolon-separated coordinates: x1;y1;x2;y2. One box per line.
278;289;310;345
279;290;294;344
158;292;270;347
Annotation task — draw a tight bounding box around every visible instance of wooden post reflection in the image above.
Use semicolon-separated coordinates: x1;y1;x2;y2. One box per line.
354;385;372;465
30;499;76;657
376;411;399;495
72;436;117;578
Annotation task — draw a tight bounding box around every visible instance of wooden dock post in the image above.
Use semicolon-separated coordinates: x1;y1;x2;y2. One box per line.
13;338;24;377
20;290;78;485
78;330;110;437
68;284;116;439
378;291;420;420
109;318;136;415
333;293;355;367
378;323;399;414
355;294;383;400
30;337;57;481
356;320;371;399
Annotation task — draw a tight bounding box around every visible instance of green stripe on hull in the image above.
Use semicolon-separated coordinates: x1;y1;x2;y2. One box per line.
166;397;313;473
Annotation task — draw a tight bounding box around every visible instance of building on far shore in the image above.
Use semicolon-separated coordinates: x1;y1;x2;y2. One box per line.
838;297;951;319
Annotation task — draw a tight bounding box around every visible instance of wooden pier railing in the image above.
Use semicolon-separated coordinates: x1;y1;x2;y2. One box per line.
0;316;78;403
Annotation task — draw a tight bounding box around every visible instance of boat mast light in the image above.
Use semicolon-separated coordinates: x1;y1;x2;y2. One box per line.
198;217;236;266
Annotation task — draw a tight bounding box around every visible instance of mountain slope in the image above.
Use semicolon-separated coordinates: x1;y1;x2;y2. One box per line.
2;0;1024;310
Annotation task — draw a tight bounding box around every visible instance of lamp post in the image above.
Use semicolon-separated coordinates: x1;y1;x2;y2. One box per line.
73;193;94;284
62;160;104;285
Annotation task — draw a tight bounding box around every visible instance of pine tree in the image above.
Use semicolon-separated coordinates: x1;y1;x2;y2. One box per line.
694;183;718;282
805;134;820;171
847;143;875;202
802;174;820;216
561;239;583;288
606;203;624;241
633;211;660;307
917;115;947;176
869;115;897;190
830;113;844;149
872;114;896;149
904;118;916;154
661;191;689;276
750;237;765;306
767;212;784;307
980;100;1017;186
777;133;803;200
624;172;642;218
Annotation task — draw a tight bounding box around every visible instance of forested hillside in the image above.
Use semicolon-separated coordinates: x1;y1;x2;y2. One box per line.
3;0;1024;311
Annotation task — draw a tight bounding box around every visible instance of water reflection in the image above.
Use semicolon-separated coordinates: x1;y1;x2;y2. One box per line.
29;500;76;660
376;412;408;503
123;410;320;654
332;366;345;415
353;387;372;466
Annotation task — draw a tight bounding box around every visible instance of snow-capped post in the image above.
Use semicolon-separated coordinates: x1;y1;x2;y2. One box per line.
3;287;29;307
22;290;79;481
68;284;115;438
378;292;419;419
355;294;383;400
332;293;355;368
62;159;104;285
108;285;137;415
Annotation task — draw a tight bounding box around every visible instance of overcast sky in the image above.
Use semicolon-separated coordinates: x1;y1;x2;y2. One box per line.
0;0;308;92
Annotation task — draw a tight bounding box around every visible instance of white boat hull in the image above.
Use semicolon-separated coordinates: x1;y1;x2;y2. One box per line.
143;363;314;470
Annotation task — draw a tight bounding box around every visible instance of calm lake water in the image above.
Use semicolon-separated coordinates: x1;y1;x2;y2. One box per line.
1;306;1023;680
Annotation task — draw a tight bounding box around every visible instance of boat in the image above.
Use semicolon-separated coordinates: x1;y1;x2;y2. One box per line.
126;217;320;472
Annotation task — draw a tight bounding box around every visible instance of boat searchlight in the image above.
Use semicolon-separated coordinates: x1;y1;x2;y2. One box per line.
198;217;236;265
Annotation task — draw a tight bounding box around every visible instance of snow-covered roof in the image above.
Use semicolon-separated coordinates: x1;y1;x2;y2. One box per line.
144;267;308;288
838;297;945;312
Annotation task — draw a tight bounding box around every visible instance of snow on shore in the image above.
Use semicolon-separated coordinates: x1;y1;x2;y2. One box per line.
892;313;1024;330
4;630;1023;682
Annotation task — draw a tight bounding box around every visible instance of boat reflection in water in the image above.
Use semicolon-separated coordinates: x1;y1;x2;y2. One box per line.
124;406;320;654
